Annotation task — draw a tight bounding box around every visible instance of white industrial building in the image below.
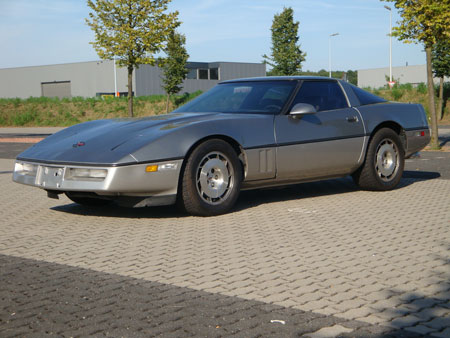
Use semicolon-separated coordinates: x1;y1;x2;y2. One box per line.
0;60;266;99
358;64;449;88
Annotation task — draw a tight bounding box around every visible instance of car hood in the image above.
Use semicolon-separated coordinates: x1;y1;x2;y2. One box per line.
17;113;218;165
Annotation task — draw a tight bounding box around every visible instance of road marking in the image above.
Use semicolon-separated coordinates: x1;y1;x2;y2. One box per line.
287;208;318;214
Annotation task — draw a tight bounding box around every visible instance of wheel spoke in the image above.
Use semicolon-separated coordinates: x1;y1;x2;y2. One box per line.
375;138;399;182
196;151;234;205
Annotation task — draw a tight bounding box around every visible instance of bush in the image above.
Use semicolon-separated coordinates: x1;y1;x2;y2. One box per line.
417;82;427;94
13;110;37;126
398;83;413;91
391;87;403;101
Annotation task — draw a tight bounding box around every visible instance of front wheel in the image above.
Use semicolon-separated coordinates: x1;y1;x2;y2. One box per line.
179;139;242;216
352;128;405;191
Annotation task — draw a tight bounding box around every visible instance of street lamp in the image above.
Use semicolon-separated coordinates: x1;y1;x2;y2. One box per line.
329;33;339;78
384;5;393;85
113;55;118;97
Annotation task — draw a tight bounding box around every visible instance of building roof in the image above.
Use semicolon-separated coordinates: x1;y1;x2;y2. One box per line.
221;76;336;83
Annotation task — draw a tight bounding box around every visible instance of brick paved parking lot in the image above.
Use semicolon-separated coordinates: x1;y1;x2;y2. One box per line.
0;154;449;337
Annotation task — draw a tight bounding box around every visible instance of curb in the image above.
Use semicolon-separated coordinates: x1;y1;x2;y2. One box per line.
0;137;45;143
0;134;50;144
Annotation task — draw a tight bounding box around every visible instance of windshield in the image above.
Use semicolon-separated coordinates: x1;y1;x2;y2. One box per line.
173;81;297;114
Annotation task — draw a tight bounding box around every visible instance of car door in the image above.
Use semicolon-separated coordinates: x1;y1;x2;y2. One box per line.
274;80;365;180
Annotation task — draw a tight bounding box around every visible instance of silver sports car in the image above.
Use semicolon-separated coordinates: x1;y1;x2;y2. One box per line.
13;77;430;215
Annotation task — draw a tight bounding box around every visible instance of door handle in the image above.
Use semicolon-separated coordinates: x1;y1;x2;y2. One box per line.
346;116;359;123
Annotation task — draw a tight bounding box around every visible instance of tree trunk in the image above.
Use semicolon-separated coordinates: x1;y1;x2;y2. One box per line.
127;66;134;118
426;47;439;149
166;94;170;114
438;77;444;121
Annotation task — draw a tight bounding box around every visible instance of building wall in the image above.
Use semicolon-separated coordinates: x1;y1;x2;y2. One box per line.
215;62;266;81
135;62;266;96
0;60;133;99
0;61;265;98
357;64;448;88
134;63;221;96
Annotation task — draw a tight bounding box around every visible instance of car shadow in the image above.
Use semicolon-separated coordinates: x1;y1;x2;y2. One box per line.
235;171;440;213
51;202;185;219
402;170;441;180
51;171;440;218
439;135;449;147
372;247;450;337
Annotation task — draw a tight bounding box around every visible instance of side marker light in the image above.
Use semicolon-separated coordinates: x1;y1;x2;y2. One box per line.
145;165;158;172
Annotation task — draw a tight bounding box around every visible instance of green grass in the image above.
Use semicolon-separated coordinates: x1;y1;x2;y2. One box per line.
365;82;450;123
0;86;448;127
0;91;202;127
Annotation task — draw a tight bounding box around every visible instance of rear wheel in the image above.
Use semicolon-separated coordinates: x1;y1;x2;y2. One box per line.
65;192;112;207
352;128;405;191
179;139;242;216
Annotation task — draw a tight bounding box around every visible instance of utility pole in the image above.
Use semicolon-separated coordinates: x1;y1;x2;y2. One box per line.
329;33;339;78
384;5;393;86
113;55;118;97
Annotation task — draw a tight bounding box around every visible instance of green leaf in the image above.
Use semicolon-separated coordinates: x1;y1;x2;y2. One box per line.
86;0;180;116
262;7;306;76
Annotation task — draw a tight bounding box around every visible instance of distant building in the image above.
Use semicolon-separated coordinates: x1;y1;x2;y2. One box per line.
357;64;449;88
0;60;266;99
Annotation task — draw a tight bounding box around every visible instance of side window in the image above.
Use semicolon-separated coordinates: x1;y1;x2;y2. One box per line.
186;69;197;79
291;81;348;112
198;69;209;80
258;85;293;111
209;68;219;80
351;85;386;106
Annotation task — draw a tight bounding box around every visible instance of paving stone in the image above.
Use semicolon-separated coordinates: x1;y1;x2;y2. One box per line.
304;324;353;338
413;306;450;322
338;307;374;321
355;314;386;325
332;299;369;313
0;159;449;336
430;328;450;338
408;297;441;311
369;297;406;311
387;314;422;329
404;325;438;335
368;308;406;322
423;315;450;331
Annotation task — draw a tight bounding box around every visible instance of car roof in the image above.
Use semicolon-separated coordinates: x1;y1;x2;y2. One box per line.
221;76;340;83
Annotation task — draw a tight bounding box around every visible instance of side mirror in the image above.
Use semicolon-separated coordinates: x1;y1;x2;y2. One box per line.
289;103;317;118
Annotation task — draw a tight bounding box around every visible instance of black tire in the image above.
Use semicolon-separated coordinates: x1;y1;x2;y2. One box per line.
352;128;405;191
179;139;242;216
65;192;112;207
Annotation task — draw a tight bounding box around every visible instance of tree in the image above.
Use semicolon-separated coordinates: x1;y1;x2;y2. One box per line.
432;40;450;120
86;0;179;117
263;7;306;76
160;31;189;113
346;70;358;85
381;0;450;149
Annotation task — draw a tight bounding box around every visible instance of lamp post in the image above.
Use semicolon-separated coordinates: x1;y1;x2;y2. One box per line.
329;33;339;78
113;55;118;97
384;5;393;85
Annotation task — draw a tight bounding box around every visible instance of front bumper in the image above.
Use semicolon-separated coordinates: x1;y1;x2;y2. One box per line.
13;159;183;203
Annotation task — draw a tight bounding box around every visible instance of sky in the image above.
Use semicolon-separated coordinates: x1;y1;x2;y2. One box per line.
0;0;426;71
